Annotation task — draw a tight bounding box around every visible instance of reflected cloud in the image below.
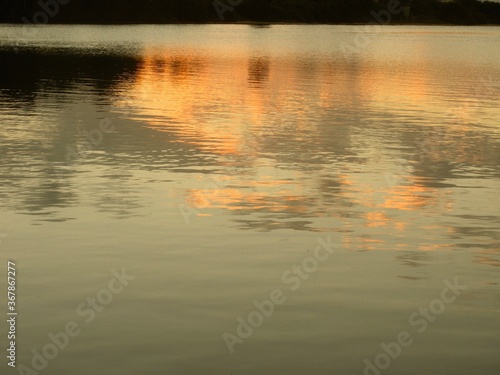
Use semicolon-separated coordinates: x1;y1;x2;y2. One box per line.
0;43;499;257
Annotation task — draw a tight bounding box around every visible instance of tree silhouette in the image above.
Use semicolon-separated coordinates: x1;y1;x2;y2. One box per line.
1;0;499;24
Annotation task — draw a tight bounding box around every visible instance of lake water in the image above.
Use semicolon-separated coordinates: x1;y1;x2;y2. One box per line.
0;24;499;374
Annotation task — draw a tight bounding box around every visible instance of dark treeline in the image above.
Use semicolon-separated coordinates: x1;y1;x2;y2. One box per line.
1;0;500;24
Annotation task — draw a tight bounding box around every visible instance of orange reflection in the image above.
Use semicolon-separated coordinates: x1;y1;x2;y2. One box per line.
364;211;389;228
381;183;437;211
112;47;495;248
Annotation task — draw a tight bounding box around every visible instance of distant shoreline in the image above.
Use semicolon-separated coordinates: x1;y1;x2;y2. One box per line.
2;0;499;27
1;21;499;26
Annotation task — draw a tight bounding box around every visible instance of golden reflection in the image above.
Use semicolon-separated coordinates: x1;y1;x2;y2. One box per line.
418;243;454;252
359;237;385;251
363;211;389;228
381;184;437;211
185;176;312;215
112;47;497;244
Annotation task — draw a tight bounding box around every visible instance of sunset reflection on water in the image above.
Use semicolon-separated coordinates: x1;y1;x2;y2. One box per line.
1;25;499;375
107;43;500;251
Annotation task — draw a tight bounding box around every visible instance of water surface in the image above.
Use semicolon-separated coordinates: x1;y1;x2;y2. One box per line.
0;25;499;375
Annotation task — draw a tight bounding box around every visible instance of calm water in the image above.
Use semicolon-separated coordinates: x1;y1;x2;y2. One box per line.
0;25;499;374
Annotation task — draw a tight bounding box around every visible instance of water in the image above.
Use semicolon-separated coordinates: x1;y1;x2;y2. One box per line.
0;25;499;374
